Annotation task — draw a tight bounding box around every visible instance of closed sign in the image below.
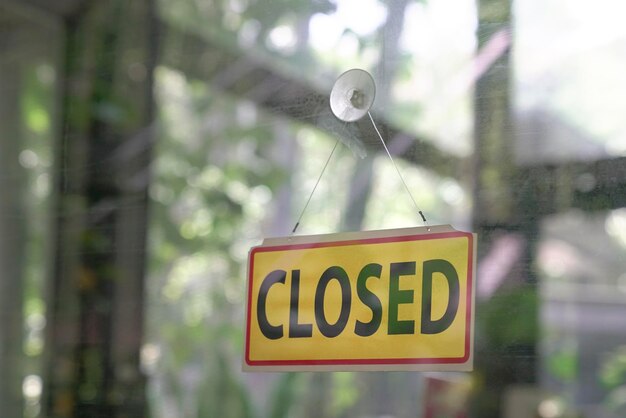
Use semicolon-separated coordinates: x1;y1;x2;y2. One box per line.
244;225;476;371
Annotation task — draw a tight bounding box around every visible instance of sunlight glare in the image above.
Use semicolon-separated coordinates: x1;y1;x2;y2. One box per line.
310;0;387;52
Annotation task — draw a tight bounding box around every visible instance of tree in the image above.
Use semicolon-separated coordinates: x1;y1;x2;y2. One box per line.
43;1;157;416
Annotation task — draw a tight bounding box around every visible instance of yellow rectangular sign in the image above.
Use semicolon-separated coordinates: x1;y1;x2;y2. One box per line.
244;225;476;371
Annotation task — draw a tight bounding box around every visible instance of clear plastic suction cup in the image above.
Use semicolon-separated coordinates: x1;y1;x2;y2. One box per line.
329;69;376;122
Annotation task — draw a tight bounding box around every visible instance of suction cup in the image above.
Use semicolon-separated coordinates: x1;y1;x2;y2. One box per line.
329;69;376;122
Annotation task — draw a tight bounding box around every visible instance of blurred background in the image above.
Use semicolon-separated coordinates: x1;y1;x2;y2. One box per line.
1;0;626;417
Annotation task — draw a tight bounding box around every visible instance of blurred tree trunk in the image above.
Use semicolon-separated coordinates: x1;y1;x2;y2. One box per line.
267;122;299;236
340;0;410;233
44;1;157;417
0;23;26;418
472;0;515;225
471;0;538;417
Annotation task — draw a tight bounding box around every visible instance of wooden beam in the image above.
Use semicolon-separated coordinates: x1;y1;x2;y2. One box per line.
159;22;463;179
517;156;626;215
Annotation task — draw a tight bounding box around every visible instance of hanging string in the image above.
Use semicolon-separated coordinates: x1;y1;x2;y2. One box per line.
291;138;341;234
367;111;428;225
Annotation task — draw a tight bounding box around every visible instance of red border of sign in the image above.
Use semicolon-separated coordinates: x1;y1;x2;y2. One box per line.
245;231;474;367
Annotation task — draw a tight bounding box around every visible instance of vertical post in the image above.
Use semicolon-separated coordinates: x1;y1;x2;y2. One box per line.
472;0;539;416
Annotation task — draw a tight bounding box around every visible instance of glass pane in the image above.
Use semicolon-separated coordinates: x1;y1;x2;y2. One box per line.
1;0;625;417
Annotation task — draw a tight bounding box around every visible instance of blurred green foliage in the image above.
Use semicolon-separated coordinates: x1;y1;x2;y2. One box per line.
480;286;538;348
601;346;626;390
